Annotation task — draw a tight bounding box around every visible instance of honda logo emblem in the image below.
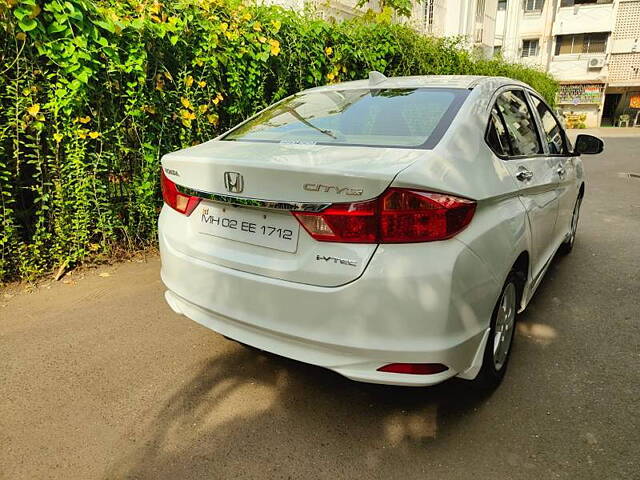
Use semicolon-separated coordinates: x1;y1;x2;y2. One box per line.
223;172;244;193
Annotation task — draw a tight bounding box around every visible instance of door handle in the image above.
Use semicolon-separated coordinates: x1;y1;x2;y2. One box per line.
516;167;533;182
557;165;566;177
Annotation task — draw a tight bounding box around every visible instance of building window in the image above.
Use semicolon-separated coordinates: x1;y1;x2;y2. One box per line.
555;33;608;55
498;0;507;10
560;0;613;7
522;39;539;57
524;0;544;12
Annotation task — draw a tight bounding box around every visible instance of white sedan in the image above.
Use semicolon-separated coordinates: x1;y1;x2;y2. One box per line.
158;74;603;388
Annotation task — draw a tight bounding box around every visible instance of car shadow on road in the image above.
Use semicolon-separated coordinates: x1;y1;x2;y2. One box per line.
105;343;495;479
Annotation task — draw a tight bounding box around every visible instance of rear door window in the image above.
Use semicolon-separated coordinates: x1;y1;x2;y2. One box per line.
486;107;512;156
495;90;542;157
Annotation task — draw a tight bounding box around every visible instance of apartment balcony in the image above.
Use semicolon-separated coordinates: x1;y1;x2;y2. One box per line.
552;2;614;36
549;53;608;82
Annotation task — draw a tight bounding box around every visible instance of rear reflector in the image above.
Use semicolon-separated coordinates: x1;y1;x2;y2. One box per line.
377;363;449;375
293;188;475;243
161;170;201;216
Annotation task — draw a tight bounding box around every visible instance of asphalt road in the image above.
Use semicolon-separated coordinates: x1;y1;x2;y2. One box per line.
1;131;639;479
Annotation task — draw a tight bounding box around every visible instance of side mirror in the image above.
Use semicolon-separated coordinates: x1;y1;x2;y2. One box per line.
574;134;604;155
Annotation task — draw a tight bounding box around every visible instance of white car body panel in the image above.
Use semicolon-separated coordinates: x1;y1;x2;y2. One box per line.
158;75;585;386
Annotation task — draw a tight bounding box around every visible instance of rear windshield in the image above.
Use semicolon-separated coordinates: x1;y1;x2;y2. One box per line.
222;88;468;149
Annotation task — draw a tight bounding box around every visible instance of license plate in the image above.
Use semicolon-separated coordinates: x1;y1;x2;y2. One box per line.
196;203;300;253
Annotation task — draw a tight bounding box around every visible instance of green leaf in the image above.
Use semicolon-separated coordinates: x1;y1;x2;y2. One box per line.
47;22;68;34
18;18;38;32
94;19;115;33
13;6;30;20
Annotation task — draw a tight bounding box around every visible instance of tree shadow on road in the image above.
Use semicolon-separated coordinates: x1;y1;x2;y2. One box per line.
105;344;495;479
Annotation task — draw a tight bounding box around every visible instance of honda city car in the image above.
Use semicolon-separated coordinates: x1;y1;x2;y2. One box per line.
158;74;603;388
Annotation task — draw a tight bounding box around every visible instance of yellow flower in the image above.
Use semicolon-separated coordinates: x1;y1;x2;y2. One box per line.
150;1;162;14
79;116;91;124
325;46;333;56
180;109;196;128
258;35;266;43
253;22;262;32
184;75;194;87
268;39;280;56
27;104;40;117
212;92;224;105
180;110;196;121
180;97;192;109
16;32;26;41
271;20;281;32
326;72;335;81
207;113;219;125
198;104;209;113
78;130;87;139
242;12;251;21
88;131;101;139
197;80;207;88
53;133;63;143
220;22;228;32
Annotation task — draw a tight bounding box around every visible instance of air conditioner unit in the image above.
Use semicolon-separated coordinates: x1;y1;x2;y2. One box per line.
588;57;605;69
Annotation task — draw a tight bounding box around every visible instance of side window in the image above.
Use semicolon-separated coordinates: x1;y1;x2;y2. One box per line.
486;107;511;156
495;90;542;156
530;95;569;155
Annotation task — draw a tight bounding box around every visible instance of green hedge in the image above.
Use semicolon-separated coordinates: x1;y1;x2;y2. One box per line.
0;0;557;282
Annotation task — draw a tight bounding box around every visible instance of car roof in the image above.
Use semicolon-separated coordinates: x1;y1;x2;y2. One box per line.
304;75;528;92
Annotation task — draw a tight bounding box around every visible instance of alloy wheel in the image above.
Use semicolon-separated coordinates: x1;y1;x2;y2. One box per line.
568;197;582;247
493;282;516;371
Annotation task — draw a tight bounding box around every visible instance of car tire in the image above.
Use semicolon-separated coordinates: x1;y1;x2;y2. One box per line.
472;272;519;390
559;195;582;255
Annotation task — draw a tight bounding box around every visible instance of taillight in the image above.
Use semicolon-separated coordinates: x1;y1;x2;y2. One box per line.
160;170;201;216
293;188;475;243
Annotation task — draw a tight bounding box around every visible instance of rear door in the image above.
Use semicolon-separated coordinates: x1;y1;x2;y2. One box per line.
527;93;578;244
488;89;559;281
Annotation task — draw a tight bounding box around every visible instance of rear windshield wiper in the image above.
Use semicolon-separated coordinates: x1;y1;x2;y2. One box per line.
285;107;337;139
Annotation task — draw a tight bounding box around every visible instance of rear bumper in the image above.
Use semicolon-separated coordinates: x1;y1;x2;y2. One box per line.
159;225;500;387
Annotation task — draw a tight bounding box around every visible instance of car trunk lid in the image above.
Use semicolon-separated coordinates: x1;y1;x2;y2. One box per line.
161;140;425;286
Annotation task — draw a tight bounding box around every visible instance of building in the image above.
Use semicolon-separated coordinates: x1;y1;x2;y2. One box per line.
495;0;640;127
262;0;499;57
406;0;499;57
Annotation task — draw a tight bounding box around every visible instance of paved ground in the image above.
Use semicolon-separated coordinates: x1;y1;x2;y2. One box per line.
1;131;639;479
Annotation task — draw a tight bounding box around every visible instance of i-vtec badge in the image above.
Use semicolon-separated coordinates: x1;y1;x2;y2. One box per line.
316;255;357;267
304;183;363;196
